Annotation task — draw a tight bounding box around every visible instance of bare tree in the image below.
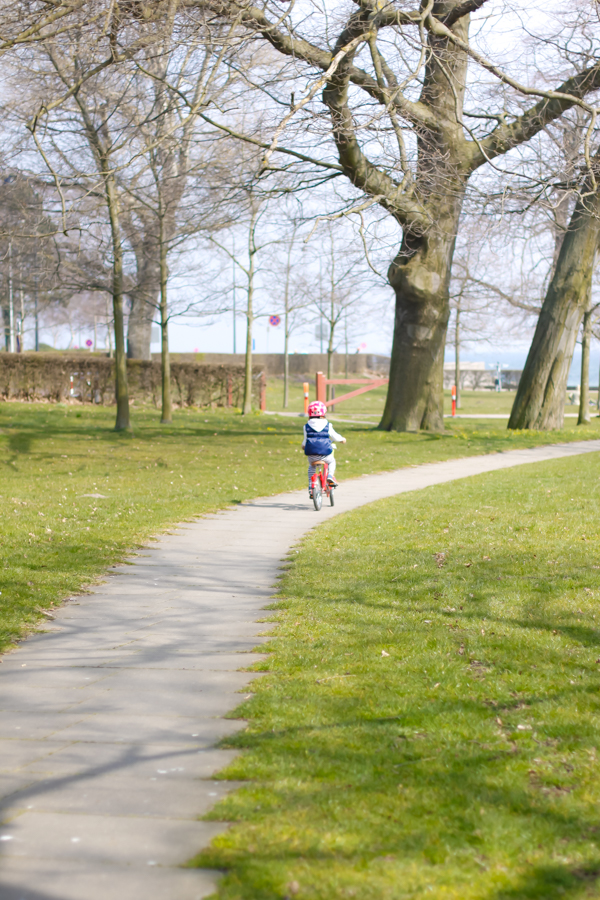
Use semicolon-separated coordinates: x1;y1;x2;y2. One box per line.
509;155;600;430
178;0;600;432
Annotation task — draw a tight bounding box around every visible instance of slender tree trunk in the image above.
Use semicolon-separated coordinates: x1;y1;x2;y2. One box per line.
283;318;289;409
242;239;255;416
327;323;335;397
455;306;461;409
159;218;172;425
105;175;131;432
106;295;113;358
242;206;260;415
508;185;600;431
243;298;253;414
283;241;292;409
578;303;593;425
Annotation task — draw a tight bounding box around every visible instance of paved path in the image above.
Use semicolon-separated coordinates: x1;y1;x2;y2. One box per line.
1;440;600;900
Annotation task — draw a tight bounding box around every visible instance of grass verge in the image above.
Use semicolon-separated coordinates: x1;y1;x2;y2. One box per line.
194;451;600;900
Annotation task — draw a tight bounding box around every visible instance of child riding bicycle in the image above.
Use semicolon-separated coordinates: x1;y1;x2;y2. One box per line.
302;401;346;497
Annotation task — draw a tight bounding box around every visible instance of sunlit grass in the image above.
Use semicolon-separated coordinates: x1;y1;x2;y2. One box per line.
1;400;600;659
195;452;600;900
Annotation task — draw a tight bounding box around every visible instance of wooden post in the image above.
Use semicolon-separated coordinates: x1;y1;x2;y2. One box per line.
451;384;456;417
260;372;266;411
316;371;326;403
227;373;233;407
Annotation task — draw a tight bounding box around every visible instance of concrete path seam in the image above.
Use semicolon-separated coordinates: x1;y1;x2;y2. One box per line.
1;439;599;900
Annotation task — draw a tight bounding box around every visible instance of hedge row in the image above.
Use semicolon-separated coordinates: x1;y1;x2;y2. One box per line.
0;354;265;409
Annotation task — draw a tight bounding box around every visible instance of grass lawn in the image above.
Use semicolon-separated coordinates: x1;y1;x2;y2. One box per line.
2;400;600;660
195;452;600;900
266;380;596;420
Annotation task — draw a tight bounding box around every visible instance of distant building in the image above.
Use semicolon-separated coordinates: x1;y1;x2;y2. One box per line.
443;362;522;391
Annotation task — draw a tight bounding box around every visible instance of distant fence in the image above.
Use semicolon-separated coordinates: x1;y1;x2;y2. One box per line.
0;354;265;409
160;352;391;377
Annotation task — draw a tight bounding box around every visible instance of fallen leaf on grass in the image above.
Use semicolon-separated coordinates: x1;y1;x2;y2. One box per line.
464;562;472;568
381;650;390;657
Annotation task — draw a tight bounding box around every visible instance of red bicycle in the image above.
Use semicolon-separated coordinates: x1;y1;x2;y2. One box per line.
310;460;335;511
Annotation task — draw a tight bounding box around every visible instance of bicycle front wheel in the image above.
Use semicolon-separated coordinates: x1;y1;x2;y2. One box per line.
313;487;323;511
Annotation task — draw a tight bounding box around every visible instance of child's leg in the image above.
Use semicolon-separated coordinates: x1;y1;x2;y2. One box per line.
308;458;317;491
326;453;336;478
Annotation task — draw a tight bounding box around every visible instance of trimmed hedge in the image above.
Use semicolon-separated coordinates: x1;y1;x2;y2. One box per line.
0;354;264;409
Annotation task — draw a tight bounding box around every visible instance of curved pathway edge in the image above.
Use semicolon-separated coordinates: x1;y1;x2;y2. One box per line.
1;439;599;900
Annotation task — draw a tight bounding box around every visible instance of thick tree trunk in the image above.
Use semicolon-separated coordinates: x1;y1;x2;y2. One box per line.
106;176;131;432
508;189;600;431
578;304;593;425
159;223;172;425
380;203;463;431
127;250;160;360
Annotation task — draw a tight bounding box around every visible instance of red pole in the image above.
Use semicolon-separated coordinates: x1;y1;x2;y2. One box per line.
316;371;326;403
260;372;266;411
303;381;309;416
451;384;456;417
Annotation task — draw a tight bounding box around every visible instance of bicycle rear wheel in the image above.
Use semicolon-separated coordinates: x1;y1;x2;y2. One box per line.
313;486;322;511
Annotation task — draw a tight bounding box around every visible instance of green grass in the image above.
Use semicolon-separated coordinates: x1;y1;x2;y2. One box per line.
266;380;596;420
195;452;600;900
2;400;600;659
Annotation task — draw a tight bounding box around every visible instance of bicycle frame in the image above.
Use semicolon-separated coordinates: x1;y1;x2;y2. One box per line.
310;461;334;511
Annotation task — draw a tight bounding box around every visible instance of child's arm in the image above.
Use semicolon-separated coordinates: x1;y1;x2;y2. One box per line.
328;424;346;444
301;423;307;449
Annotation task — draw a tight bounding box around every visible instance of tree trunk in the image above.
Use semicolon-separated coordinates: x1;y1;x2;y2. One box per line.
508;188;600;431
127;250;160;360
159;219;172;425
242;208;258;416
242;254;254;416
105;176;131;432
243;302;253;415
578;304;593;425
283;247;291;409
455;306;461;409
283;315;289;409
380;201;463;431
327;324;335;400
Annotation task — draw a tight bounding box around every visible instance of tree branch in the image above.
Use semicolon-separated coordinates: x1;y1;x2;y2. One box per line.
442;0;491;29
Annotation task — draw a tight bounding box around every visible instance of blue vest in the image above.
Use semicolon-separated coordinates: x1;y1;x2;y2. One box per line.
304;421;332;456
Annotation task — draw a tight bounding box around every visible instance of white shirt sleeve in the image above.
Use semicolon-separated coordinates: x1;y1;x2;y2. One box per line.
328;423;344;442
301;424;307;448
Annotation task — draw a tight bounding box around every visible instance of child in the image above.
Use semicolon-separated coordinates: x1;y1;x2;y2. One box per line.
302;401;346;496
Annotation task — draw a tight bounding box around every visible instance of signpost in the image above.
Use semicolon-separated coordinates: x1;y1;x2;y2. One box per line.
269;315;281;327
85;339;93;350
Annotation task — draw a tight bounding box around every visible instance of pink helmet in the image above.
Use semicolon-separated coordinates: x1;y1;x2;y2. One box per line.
308;401;327;417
